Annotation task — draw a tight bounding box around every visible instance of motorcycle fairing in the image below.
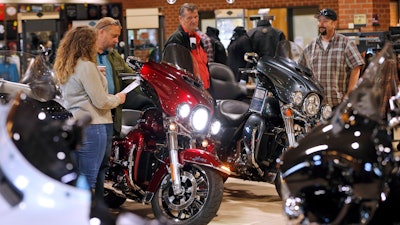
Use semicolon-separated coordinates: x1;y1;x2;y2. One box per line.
282;114;391;171
256;56;324;104
140;61;214;117
249;88;282;120
0;96;91;225
0;51;58;102
280;114;394;224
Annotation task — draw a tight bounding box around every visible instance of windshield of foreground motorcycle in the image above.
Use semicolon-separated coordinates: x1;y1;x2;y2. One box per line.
0;50;33;82
3;94;82;186
275;40;304;63
162;44;202;82
0;50;57;101
335;42;397;122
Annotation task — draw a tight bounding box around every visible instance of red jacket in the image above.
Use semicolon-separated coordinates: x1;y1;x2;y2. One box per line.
190;32;210;89
165;25;210;89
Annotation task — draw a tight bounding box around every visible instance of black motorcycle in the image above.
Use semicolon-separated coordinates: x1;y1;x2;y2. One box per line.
211;40;332;197
279;42;400;225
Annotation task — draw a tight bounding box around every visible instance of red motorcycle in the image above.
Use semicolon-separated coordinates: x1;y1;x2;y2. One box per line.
104;44;230;225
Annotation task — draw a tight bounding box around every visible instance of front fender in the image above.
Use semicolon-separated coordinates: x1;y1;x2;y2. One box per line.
180;149;231;176
146;149;230;193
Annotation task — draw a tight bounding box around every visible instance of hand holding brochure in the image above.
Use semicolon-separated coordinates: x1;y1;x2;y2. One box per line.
121;79;140;94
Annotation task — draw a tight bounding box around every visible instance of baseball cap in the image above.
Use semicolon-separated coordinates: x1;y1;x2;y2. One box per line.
316;8;337;21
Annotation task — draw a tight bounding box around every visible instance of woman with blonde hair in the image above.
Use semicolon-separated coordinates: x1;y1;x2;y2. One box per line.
54;26;126;189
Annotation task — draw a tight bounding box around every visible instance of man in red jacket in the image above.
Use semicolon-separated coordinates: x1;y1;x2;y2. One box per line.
165;3;210;90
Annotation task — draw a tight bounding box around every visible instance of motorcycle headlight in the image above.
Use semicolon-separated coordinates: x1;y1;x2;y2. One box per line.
292;91;303;106
321;104;333;120
190;106;209;132
210;120;221;135
177;103;191;119
302;93;320;116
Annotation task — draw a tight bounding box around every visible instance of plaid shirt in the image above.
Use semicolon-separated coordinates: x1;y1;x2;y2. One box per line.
299;33;364;107
380;59;399;116
197;30;214;62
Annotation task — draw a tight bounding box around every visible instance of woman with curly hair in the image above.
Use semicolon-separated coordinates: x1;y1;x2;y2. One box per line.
54;26;126;189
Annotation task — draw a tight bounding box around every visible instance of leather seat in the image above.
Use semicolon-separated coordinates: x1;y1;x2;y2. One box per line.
209;62;248;101
217;99;249;127
209;62;250;127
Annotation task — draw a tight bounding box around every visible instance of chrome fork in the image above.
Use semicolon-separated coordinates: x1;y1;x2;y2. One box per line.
166;121;183;195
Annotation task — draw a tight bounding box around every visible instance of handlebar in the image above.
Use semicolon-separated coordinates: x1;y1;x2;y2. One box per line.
118;73;141;81
126;56;144;71
244;52;259;64
238;68;258;74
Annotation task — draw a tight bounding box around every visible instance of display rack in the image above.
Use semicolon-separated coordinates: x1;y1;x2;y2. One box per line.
340;31;389;53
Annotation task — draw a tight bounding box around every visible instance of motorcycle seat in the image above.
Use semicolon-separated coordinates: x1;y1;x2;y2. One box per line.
209;62;248;101
217;99;249;127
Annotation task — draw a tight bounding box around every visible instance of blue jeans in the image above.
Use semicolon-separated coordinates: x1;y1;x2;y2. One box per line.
95;123;113;201
74;124;107;188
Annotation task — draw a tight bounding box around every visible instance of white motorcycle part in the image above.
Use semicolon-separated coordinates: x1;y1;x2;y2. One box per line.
0;104;92;225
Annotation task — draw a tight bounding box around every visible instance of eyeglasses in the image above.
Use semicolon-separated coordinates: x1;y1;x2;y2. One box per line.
97;20;121;30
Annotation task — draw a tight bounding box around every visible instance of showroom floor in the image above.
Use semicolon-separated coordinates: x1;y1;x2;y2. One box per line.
110;131;400;225
112;177;286;225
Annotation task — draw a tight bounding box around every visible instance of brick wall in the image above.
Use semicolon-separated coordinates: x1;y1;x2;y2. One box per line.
338;0;391;32
111;0;392;38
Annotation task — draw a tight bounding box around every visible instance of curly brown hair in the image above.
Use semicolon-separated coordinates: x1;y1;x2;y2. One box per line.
54;26;97;84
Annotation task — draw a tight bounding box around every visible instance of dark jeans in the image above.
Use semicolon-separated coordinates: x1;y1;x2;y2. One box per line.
94;123;113;202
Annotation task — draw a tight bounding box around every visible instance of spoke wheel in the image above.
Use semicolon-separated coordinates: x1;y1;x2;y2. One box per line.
152;164;223;225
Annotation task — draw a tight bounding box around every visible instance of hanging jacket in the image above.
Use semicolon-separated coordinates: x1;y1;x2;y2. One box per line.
227;26;253;81
206;26;227;65
247;20;286;58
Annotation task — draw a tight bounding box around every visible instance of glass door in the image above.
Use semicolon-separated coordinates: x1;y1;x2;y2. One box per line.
125;8;165;62
127;28;160;62
215;9;246;49
22;20;59;55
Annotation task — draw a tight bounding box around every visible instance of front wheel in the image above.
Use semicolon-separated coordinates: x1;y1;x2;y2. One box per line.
151;164;224;225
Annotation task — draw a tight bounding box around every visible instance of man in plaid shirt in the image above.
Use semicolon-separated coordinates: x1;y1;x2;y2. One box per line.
299;8;364;108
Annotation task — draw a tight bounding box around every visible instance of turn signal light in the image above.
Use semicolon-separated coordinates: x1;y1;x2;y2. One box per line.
285;108;293;117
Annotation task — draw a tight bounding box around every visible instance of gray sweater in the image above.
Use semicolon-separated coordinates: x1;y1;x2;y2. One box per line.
60;59;120;124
